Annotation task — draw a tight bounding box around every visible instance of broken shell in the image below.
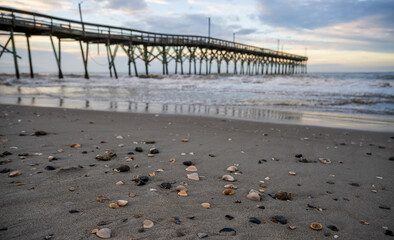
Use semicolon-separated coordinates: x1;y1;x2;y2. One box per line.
156;168;164;172
360;220;369;225
109;203;119;209
289;171;296;176
70;143;81;148
186;166;198;172
96;195;110;203
176;185;188;192
147;154;154;157
9;170;21;177
143;220;154;229
187;173;200;181
201;202;211;208
222;175;235;182
116;181;124;185
148;172;156;177
117;200;128;207
178;190;188;197
96;228;111;239
310;223;323;231
181;139;189;142
226;166;238;172
258;189;265;193
319;158;331;164
289;225;297;230
224;184;238;189
91;229;98;234
222;189;235;195
129;193;136;198
170;158;176;163
246;189;261;201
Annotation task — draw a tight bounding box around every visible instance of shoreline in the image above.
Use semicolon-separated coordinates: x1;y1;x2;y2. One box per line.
1;96;393;133
0;104;393;239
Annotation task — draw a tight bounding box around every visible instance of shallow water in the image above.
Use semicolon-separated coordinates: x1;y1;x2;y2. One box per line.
0;72;393;131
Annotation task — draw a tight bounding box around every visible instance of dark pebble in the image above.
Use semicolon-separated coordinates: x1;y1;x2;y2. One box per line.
299;158;315;163
0;227;7;231
136;181;145;186
2;151;12;156
307;204;317;209
389;157;394;161
134;176;149;186
45;166;56;171
385;230;394;236
48;157;58;162
308;195;314;199
349;182;360;187
135;147;143;152
295;154;303;158
326;181;335;185
297;184;301;186
234;200;242;203
378;146;385;149
34;130;47;136
81;151;88;154
333;198;338;201
258;206;265;209
258;160;262;164
171;216;181;225
366;152;372;155
182;161;193;166
138;228;145;233
343;197;350;201
97;220;112;226
270;215;287;224
208;154;216;157
225;215;234;220
69;210;79;214
145;141;156;144
275;191;292;200
187;216;195;220
89;164;96;167
0;168;11;173
340;143;347;146
327;225;339;232
379;205;390;210
219;228;236;236
150;148;159;154
324;232;331;237
116;165;130;172
122;218;128;222
128;152;134;155
18;153;29;156
249;217;261;224
160;182;172;189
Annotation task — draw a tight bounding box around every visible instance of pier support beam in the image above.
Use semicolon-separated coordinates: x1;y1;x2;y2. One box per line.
79;40;89;79
10;29;20;79
106;42;118;79
49;35;63;79
26;34;34;78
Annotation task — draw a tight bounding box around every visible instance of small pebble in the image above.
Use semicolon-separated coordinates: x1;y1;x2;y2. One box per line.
225;215;234;220
385;230;394;236
182;161;193;166
219;228;236;236
226;166;238;172
176;185;187;192
310;222;323;231
116;181;124;185
45;166;56;171
135;147;143;152
379;205;390;210
115;165;130;172
69;210;79;214
327;225;339;232
349;182;360;187
109;203;119;208
289;225;297;230
160;182;172;189
275;191;292;200
222;189;235;195
197;233;208;238
270;215;287;224
117;200;128;207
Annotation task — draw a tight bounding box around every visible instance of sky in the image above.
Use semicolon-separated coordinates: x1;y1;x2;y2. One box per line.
0;0;393;73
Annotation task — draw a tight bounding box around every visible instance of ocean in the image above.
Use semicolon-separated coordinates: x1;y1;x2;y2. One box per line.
0;72;393;131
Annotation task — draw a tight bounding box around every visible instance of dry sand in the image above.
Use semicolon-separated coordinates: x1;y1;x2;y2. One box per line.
0;104;393;240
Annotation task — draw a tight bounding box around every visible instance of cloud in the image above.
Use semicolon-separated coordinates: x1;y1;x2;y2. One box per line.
256;0;394;30
0;0;71;12
236;28;258;35
93;0;147;12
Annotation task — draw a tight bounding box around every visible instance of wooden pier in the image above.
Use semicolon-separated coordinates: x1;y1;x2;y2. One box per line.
0;7;308;79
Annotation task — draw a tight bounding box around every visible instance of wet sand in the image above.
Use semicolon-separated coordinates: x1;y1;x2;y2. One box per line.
0;104;393;240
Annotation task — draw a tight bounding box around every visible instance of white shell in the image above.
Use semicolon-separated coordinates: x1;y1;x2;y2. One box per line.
222;175;235;182
246;189;261;201
226;166;238;172
187;173;200;181
117;200;128;207
186;166;198;172
143;220;154;229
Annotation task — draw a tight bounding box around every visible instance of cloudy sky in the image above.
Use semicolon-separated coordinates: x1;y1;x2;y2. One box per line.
0;0;393;73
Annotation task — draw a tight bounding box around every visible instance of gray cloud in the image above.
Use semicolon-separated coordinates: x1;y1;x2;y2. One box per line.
93;0;147;11
256;0;394;30
236;28;258;35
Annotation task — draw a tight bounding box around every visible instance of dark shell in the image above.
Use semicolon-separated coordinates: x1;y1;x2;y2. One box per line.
45;166;56;171
295;154;303;158
34;130;47;136
275;191;292;200
150;149;159;154
270;215;287;224
69;210;80;214
349;182;360;187
225;215;234;220
249;217;261;224
116;165;130;172
327;225;339;232
182;161;193;166
379;205;390;210
171;216;181;225
135;147;143;152
219;228;236;236
385;230;394;236
160;182;172;189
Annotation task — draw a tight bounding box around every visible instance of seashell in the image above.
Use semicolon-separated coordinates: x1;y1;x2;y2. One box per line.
187;173;200;181
310;222;323;231
226;166;237;172
91;229;98;234
178;190;188;197
156;168;164;172
275;191;292;200
147;154;154;157
116;135;123;139
270;215;287;224
181;139;189;142
288;171;296;176
222;175;235;182
360;220;369;225
228;138;232;141
219;228;236;236
176;185;187;192
249;217;261;224
129;193;136;198
115;165;130;172
9;170;21;177
319;158;331;164
258;189;265;193
222;189;235;195
109;203;119;209
170;158;176;163
201;202;210;208
14;182;27;186
143;220;154;229
246;189;261;201
96;228;111;239
183;161;193;166
116;181;124;185
224;184;237;189
160;182;172;189
289;225;297;230
70;143;81;148
148;172;156;177
186;166;198;172
117;200;128;207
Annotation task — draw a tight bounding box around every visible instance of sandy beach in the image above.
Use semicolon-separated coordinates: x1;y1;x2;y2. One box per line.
0;104;393;240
